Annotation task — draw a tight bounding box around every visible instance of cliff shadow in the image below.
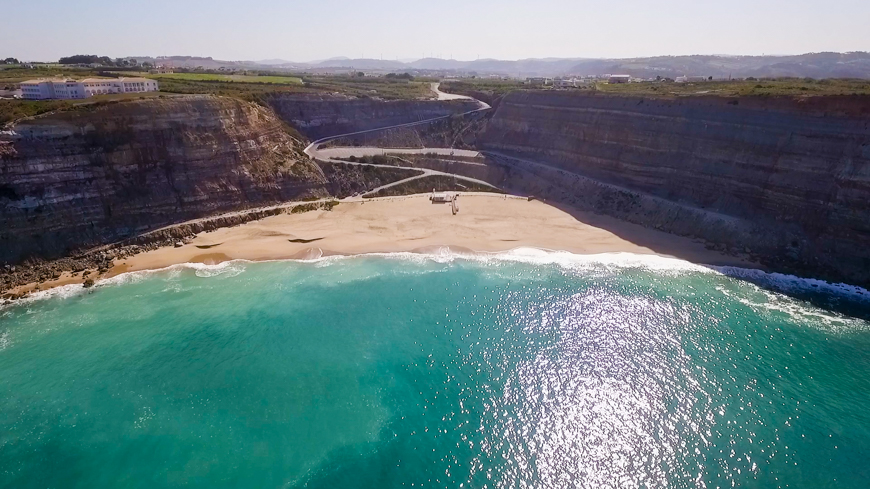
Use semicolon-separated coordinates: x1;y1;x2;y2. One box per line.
540;198;870;321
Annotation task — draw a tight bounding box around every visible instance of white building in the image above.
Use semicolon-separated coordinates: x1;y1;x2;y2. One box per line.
20;77;158;100
553;77;589;88
608;74;631;84
676;75;709;83
20;79;87;100
82;78;159;96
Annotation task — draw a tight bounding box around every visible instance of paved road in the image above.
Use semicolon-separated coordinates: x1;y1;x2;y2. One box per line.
431;82;474;101
314;147;480;160
314;150;497;201
303;82;489;159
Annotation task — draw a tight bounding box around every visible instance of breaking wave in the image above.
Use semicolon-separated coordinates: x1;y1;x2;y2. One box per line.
4;248;869;319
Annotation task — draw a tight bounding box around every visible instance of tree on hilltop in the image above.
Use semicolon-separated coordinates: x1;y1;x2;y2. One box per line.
58;54;114;65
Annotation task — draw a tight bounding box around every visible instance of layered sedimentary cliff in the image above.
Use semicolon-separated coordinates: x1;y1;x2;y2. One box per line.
4;87;869;288
266;94;480;140
0;95;327;264
481;91;870;285
318;161;423;198
319;110;490;150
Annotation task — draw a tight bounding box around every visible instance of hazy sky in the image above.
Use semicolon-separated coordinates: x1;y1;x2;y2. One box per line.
3;0;869;62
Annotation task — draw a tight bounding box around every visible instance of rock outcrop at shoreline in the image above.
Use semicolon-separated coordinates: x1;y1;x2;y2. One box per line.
0;201;338;299
0;95;328;265
480;91;870;286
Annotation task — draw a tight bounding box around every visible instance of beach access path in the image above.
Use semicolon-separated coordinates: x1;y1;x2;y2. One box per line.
304;83;495;198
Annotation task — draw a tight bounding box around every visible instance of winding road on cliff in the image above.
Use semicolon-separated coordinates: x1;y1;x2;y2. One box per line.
304;83;495;199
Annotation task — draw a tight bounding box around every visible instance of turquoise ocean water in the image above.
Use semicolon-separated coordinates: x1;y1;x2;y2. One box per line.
1;251;869;488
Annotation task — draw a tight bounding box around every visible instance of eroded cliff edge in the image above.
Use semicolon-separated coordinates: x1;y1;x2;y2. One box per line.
480;91;870;286
0;95;327;264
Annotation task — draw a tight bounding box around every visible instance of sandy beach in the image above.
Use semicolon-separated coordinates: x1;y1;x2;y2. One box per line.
114;193;753;270
7;193;757;297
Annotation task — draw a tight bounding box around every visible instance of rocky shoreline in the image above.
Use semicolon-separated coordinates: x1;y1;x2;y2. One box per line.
0;201;337;301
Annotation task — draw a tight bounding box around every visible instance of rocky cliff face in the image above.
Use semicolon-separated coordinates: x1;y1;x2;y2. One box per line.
0;95;327;264
266;94;480;140
482;91;870;285
319;110;490;150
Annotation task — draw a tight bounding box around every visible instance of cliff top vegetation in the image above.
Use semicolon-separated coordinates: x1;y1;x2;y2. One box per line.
594;78;870;97
441;77;870;99
128;72;303;85
439;79;526;97
0;66;438;125
0;92;180;127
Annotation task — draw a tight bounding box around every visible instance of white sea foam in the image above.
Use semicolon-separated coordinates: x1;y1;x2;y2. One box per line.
712;265;870;302
710;266;870;330
0;260;256;311
468;248;714;273
3;248;868;317
281;248;870;323
305;247;714;275
1;283;90;310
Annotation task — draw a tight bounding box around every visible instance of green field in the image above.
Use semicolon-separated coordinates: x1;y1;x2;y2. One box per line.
303;76;435;100
593;78;870;97
2;68;450;126
142;73;303;85
0;66;103;87
441;77;870;99
439;79;526;97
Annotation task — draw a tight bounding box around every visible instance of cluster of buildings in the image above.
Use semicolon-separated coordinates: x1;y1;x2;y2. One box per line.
20;77;159;100
525;77;592;87
525;75;634;87
524;73;717;87
149;65;174;74
675;75;710;83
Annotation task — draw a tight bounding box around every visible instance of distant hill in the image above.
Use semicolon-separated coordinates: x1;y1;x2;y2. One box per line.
110;52;870;79
311;58;407;70
257;59;294;66
564;52;870;79
302;52;870;78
